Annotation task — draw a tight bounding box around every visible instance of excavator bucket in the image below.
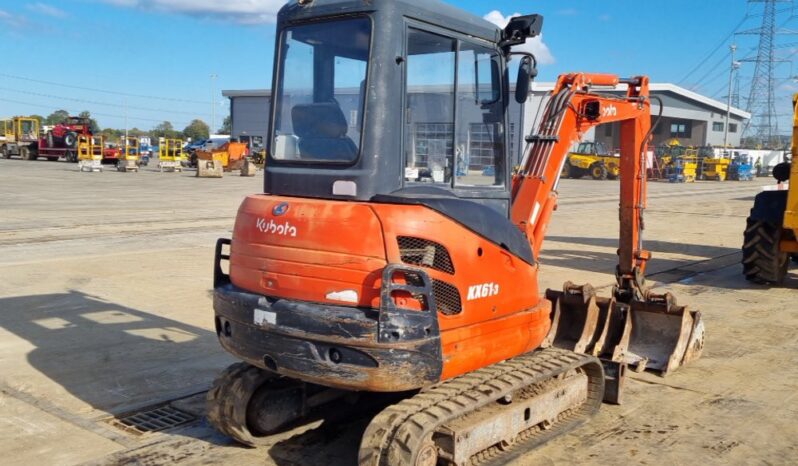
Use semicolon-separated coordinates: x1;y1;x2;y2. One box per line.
623;292;705;374
545;283;705;380
197;160;224;178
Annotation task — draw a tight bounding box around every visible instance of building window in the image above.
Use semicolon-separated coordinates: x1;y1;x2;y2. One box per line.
412;122;454;180
729;123;738;133
466;123;499;170
670;121;692;138
712;122;724;132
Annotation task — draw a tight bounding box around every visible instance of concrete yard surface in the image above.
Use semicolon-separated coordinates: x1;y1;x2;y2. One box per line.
0;158;795;465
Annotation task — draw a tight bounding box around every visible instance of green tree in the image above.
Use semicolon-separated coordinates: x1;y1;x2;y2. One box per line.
100;128;123;143
44;110;70;125
218;115;231;135
78;110;101;134
29;115;45;126
183;119;210;141
150;121;180;141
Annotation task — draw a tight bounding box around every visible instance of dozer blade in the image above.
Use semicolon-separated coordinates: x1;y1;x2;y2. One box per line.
545;283;705;377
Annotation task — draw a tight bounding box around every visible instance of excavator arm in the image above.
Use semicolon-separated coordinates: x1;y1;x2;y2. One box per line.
511;73;653;302
513;73;704;380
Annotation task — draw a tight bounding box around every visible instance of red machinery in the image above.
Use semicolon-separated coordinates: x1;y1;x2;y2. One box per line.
37;116;94;163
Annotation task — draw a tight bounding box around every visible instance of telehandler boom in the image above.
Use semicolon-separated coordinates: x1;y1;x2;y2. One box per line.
207;1;705;463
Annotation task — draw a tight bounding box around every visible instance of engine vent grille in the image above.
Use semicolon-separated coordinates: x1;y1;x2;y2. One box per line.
398;236;455;275
433;280;462;315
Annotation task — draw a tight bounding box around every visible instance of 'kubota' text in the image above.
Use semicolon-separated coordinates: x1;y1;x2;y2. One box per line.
256;218;298;237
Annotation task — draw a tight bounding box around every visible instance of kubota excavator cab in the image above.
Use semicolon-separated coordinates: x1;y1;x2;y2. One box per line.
209;0;703;461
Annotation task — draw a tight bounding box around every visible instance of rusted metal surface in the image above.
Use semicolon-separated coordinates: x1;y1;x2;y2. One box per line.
545;281;705;400
624;292;704;375
600;360;626;405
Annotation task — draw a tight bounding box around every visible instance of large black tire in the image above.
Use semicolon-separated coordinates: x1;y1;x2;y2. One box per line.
206;362;277;447
590;162;608;180
20;147;35;161
742;218;789;284
564;161;583;179
1;145;8;159
65;151;77;163
64;132;78;148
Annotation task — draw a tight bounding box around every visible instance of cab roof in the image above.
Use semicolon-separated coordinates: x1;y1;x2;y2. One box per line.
278;0;502;43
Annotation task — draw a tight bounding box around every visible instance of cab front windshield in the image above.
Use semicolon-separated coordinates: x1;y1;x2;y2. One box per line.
271;18;371;163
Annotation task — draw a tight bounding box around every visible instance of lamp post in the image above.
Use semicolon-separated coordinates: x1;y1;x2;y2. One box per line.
210;73;218;135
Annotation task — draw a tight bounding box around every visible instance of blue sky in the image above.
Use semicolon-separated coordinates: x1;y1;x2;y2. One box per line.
0;0;794;132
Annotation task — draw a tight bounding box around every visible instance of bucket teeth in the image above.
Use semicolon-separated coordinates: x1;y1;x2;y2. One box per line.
545;283;705;379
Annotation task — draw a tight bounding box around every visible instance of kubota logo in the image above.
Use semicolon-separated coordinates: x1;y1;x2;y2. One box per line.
602;105;618;117
256;218;297;237
272;202;289;216
467;283;500;301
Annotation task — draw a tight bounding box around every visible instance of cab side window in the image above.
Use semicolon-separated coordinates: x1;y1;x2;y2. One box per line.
404;29;456;184
404;28;503;187
455;45;503;186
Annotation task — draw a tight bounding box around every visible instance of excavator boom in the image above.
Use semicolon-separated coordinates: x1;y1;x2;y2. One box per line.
512;73;704;377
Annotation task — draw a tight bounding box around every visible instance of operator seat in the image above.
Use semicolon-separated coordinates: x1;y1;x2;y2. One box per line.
292;102;357;161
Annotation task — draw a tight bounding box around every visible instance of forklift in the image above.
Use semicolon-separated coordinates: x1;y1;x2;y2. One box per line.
563;141;620;180
206;1;704;463
1;117;40;161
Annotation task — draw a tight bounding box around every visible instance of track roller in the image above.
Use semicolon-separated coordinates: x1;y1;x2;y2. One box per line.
359;348;603;466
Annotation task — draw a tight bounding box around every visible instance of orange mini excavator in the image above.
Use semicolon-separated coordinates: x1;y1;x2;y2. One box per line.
208;1;705;464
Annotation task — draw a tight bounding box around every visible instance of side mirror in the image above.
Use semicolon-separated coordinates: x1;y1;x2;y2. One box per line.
501;14;544;48
515;56;536;104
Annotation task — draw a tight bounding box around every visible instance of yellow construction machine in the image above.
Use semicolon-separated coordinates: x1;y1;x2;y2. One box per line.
563;141;620;180
77;135;104;172
742;94;798;284
1;117;40;160
196;141;248;171
117;136;140;172
158;138;186;172
700;157;730;181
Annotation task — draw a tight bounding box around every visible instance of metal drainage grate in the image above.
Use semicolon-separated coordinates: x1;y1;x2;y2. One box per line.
107;405;196;436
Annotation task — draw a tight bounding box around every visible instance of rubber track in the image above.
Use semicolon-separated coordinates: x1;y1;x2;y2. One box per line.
206;362;276;447
742;217;788;284
359;348;603;466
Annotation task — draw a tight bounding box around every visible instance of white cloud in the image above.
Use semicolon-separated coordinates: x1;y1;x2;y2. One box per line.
96;0;287;24
484;11;555;65
0;9;27;28
598;14;611;22
556;8;579;16
27;3;67;18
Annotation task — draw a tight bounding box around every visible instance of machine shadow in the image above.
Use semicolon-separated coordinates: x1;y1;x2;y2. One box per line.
0;290;228;423
542;236;798;290
544;236;740;259
0;290;389;460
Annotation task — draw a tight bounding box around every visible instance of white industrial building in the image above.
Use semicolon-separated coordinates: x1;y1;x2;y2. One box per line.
223;82;751;166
